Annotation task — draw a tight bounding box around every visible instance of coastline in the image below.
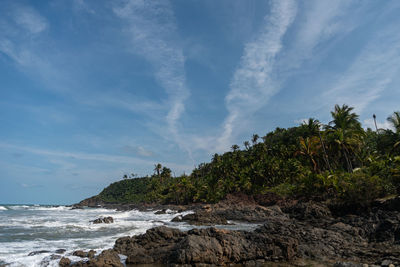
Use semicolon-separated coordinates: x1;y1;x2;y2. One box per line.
61;193;400;267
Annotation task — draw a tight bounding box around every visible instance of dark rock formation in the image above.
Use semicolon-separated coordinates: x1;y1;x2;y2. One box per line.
59;257;71;267
92;217;114;224
172;210;228;225
28;250;50;256
60;250;122;267
72;250;95;258
114;225;297;265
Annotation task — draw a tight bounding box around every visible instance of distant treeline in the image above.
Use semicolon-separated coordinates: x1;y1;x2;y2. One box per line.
99;105;400;205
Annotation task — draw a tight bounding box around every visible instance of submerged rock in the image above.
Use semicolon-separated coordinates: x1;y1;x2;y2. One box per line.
92;216;114;224
28;250;50;256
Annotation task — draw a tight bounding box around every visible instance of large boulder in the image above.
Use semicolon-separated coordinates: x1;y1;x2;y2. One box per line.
114;225;298;265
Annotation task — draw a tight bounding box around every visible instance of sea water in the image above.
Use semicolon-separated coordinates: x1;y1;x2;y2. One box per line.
0;204;259;267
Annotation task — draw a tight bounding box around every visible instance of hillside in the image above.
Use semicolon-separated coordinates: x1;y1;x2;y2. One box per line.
83;105;400;207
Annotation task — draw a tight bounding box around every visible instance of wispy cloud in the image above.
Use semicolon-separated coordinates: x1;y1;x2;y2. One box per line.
0;143;191;174
113;0;189;146
121;145;154;157
217;0;297;151
280;0;357;70
363;118;393;131
13;5;48;34
323;22;400;114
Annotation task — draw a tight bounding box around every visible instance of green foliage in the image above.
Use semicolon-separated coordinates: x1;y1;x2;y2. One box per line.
97;105;400;206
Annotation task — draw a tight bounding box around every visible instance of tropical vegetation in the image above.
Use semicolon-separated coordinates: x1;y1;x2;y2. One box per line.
98;105;400;206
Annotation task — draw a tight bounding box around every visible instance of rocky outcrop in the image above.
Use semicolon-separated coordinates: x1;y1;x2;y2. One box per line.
60;249;123;267
92;217;114;224
114;226;297;265
172;210;228;225
66;194;400;266
72;250;96;258
59;257;71;267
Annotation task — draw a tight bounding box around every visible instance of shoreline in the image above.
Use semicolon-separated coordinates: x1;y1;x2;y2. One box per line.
59;193;400;267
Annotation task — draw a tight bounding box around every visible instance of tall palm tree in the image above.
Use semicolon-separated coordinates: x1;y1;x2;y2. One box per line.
387;111;400;133
326;104;363;172
154;163;162;177
252;134;259;145
300;118;321;137
243;141;250;150
329;104;362;131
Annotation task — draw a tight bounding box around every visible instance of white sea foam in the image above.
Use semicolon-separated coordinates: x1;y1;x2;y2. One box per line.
0;205;198;267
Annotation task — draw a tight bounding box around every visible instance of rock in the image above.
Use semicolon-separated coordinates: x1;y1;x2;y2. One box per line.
73;250;87;258
70;249;123;267
381;259;392;266
59;257;71;267
172;210;228;225
88;250;96;259
114;225;298;265
155;209;167;214
72;250;96;259
28;250;50;256
55;249;66;254
92;216;114;224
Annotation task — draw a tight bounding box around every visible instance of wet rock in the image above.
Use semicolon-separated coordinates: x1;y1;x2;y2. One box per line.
92;216;114;224
87;250;96;259
115;225;298;265
70;249;123;267
28;250;50;256
55;249;66;254
59;257;71;267
155;209;167;214
73;250;87;257
172;210;228;225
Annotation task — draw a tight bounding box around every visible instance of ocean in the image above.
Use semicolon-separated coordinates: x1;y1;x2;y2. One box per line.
0;204;259;267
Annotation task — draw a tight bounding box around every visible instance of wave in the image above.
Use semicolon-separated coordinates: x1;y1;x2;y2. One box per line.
0;206;7;211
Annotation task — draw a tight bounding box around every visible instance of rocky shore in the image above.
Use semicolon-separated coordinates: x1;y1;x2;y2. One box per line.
62;194;400;267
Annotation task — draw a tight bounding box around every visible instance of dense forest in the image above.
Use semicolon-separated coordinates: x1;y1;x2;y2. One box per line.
99;105;400;205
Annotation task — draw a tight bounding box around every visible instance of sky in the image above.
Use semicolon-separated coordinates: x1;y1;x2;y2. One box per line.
1;0;400;205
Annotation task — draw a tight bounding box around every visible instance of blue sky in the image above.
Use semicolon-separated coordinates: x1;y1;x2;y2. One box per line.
1;0;400;204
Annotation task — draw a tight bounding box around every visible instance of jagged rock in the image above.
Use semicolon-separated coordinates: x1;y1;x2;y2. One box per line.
172;210;228;225
92;217;114;224
114;226;297;265
73;250;87;258
28;250;50;256
69;249;123;267
59;257;71;267
155;209;167;214
55;249;66;254
72;250;96;259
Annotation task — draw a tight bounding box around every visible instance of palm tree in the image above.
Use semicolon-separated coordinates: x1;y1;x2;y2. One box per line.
251;134;259;145
231;144;239;152
243;141;250;150
300;118;320;137
154;163;162;177
296;136;321;172
387;111;400;133
326;104;363;172
329;104;362;131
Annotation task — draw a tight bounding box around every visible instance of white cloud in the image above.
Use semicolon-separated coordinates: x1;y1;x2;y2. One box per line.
13;6;48;34
281;0;357;70
323;23;400;114
0;143;192;174
216;0;297;151
113;0;189;146
363;118;394;131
